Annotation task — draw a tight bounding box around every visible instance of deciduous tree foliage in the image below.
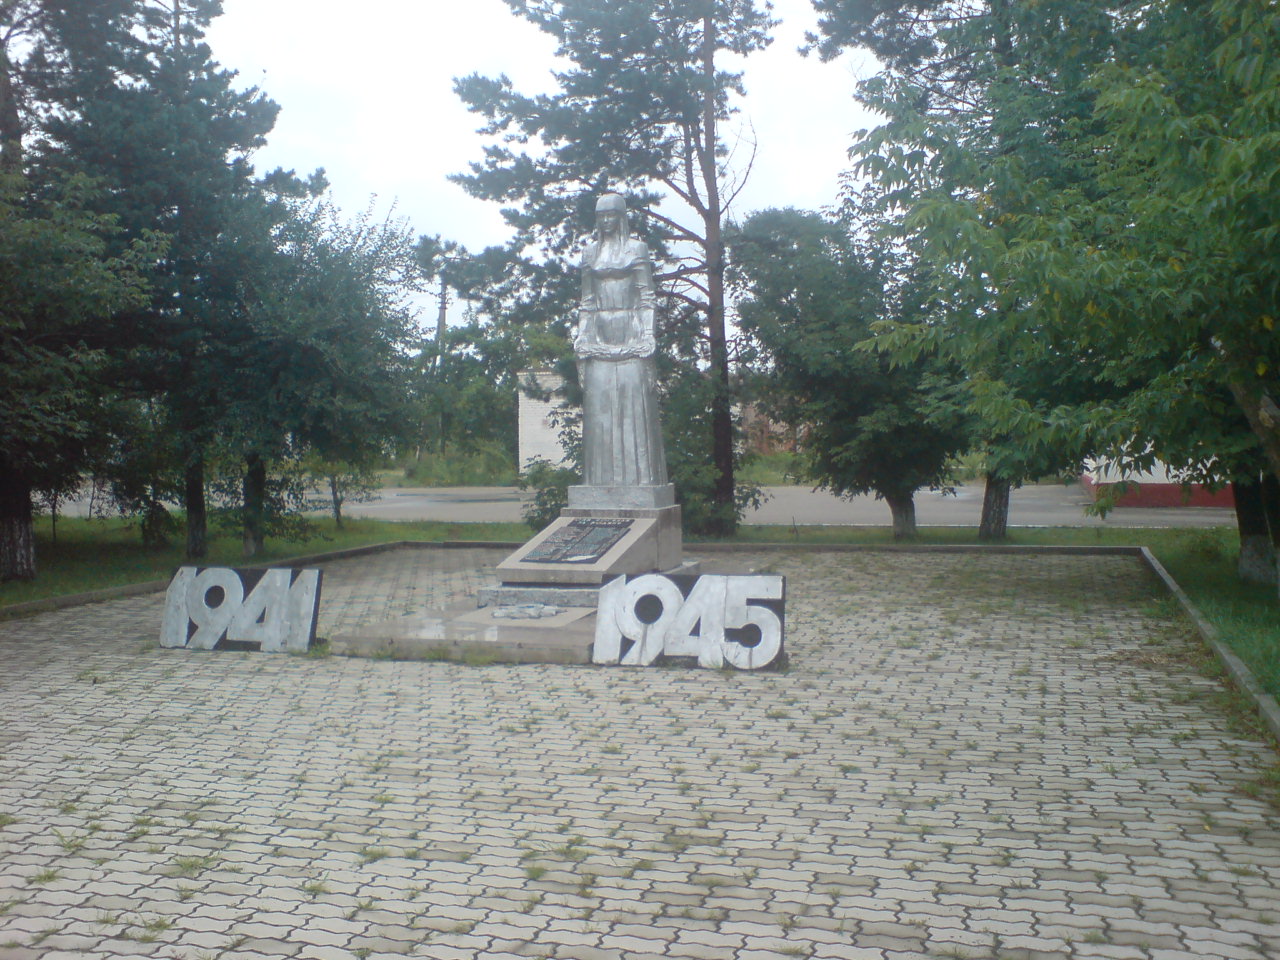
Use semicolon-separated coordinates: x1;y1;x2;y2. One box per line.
226;193;421;555
822;0;1280;569
729;208;967;539
813;0;1117;539
413;236;523;463
0;176;157;580
453;0;775;535
1076;0;1280;482
2;0;428;575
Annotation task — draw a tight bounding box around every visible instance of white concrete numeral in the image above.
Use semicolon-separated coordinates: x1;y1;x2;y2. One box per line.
593;574;784;670
615;574;685;666
722;575;784;670
591;575;627;664
160;567;321;653
185;567;244;649
669;575;727;668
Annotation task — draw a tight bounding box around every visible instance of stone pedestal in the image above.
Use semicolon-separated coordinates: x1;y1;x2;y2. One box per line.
328;485;690;666
496;493;682;587
472;483;689;643
566;483;674;510
328;602;597;664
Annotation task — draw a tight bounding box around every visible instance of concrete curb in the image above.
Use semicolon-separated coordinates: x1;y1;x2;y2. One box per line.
690;542;1149;556
0;539;523;622
0;578;172;621
4;539;1277;744
1137;546;1280;745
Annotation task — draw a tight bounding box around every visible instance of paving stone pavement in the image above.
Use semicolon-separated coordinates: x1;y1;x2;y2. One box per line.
1;547;1279;960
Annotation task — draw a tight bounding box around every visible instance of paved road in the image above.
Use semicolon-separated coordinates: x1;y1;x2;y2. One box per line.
344;483;1236;528
1;546;1277;958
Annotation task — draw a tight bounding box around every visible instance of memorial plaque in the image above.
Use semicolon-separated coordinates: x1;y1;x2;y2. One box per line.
523;518;634;564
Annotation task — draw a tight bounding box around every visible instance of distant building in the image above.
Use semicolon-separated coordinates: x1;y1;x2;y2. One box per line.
1081;460;1235;508
740;403;798;456
518;369;570;470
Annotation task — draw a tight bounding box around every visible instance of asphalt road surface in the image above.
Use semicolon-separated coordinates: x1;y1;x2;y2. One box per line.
343;483;1235;528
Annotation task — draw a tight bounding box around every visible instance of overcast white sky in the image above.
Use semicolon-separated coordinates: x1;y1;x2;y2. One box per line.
205;0;879;253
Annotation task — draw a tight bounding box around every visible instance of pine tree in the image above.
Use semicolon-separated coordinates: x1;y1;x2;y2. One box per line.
46;0;279;558
453;0;774;535
0;0;156;580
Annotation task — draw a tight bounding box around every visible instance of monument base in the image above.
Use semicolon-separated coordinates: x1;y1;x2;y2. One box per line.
567;483;675;510
478;560;702;608
327;484;690;666
327;603;597;665
495;501;682;586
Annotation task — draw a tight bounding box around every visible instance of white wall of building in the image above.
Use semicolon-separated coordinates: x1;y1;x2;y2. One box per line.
518;369;570;469
1083;459;1179;485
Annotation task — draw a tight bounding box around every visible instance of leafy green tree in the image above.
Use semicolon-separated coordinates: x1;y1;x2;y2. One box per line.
453;0;775;534
303;454;379;530
411;238;525;466
413;322;519;461
729;208;968;539
813;0;1116;538
0;175;157;579
828;0;1280;570
92;397;187;547
225;193;421;555
1072;0;1280;485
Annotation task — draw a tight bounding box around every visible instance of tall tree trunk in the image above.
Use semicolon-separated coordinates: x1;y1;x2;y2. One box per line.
1225;377;1280;482
885;493;917;541
700;13;736;537
979;473;1012;541
435;278;449;362
435;278;449;454
242;452;266;557
1234;477;1276;584
1;3;36;579
0;40;23;176
184;455;207;559
0;465;35;581
329;475;344;529
1262;472;1280;550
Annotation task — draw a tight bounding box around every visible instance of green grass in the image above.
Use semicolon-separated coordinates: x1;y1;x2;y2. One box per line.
718;522;1197;548
737;451;804;486
4;514;1276;704
394;441;517;487
0;515;528;608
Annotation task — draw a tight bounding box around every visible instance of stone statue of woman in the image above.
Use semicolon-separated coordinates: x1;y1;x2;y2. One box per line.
574;193;668;489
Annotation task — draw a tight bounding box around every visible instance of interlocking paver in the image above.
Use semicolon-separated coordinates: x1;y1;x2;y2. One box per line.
2;547;1280;959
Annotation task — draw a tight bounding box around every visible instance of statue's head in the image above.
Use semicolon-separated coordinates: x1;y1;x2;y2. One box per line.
595;192;628;236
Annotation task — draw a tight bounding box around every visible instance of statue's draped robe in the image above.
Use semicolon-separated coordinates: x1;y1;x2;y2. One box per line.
577;236;668;487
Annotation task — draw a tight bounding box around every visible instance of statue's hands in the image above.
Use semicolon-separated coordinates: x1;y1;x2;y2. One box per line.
575;338;655;360
575;338;616;359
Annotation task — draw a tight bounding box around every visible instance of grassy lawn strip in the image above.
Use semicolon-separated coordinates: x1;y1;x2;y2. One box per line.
3;517;1275;700
0;516;528;608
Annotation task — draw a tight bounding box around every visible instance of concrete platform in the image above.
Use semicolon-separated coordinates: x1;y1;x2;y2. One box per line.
1;545;1278;959
328;601;596;664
